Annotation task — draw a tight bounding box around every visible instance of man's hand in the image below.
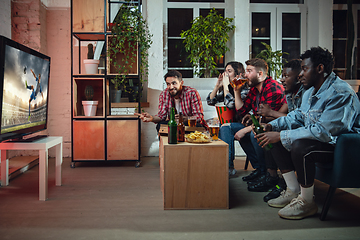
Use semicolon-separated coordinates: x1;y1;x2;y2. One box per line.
234;126;252;141
134;112;153;122
241;114;252;126
254;131;281;148
257;103;272;117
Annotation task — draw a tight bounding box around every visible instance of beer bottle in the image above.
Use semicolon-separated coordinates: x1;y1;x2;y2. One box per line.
168;107;177;144
251;114;273;151
177;112;185;142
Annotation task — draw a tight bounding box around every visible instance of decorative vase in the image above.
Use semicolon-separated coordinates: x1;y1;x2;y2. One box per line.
111;90;122;103
84;59;100;74
82;100;98;116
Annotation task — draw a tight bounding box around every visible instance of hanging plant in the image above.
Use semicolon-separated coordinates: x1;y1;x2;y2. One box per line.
107;2;152;95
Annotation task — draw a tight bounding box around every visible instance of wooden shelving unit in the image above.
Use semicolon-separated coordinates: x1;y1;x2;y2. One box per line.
70;0;142;167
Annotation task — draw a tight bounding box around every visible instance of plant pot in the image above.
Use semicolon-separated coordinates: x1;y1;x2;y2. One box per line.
83;59;100;74
111;90;122;103
82;100;98;116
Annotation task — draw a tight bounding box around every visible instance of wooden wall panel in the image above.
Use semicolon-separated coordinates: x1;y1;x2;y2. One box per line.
72;0;104;32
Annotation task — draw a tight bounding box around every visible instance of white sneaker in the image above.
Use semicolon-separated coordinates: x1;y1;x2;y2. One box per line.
229;168;237;176
268;187;299;208
278;195;318;220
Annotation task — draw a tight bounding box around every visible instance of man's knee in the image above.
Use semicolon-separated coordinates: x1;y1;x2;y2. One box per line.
292;139;318;156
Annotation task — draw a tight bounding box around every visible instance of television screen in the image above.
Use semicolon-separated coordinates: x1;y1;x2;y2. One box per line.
0;35;50;142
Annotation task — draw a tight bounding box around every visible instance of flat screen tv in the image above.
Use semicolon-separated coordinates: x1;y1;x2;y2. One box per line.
0;35;50;142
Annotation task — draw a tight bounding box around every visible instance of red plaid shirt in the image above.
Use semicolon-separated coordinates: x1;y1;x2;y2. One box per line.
157;86;207;127
237;76;285;118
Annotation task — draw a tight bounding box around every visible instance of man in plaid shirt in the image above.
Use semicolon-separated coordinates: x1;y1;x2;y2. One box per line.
136;70;207;130
219;58;285;178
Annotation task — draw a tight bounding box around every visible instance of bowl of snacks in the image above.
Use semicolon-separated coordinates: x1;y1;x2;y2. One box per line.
185;131;211;143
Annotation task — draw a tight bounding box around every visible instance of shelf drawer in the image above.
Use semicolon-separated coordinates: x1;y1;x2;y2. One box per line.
73;120;105;160
107;120;139;160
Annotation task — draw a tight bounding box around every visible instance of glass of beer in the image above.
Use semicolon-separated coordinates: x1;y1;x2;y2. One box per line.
230;74;248;91
188;116;197;127
208;119;220;140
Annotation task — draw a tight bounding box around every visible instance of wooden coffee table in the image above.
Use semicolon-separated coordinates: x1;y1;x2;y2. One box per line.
159;136;229;209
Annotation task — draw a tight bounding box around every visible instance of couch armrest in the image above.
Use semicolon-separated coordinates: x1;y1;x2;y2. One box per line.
331;133;360;188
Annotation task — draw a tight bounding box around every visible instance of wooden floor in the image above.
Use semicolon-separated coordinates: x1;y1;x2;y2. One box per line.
1;156;360;240
0;156;38;184
1;155;360;198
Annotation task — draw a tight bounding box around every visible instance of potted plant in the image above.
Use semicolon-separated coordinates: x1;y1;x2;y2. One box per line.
180;9;235;78
82;85;98;116
107;2;152;102
256;42;288;80
83;43;100;74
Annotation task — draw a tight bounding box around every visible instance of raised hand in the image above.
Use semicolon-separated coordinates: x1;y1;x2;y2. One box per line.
222;72;230;87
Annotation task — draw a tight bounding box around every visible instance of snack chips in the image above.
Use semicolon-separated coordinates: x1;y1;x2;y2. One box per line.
185;131;211;143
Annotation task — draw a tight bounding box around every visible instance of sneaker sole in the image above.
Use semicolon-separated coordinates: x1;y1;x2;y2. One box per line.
278;207;318;220
268;202;289;208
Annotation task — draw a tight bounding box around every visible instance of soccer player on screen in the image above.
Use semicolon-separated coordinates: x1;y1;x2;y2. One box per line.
25;69;44;121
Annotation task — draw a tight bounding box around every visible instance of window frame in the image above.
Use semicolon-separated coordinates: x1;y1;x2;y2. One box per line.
250;3;306;61
333;4;360;79
165;2;226;77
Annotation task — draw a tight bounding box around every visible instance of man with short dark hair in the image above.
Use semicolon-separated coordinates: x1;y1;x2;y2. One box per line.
255;47;360;220
219;58;285;177
136;70;207;129
248;59;304;194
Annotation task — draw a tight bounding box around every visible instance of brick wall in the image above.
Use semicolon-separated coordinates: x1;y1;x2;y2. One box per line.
46;7;71;157
11;0;47;53
7;1;71;157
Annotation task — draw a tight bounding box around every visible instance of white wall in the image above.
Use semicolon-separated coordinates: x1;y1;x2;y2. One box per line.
306;0;333;51
0;0;11;38
226;0;250;64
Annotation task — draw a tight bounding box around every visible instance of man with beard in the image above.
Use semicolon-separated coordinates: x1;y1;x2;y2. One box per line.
219;58;285;177
136;70;207;130
248;59;304;198
255;47;360;220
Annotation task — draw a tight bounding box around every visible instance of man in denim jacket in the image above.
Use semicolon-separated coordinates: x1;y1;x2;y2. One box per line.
255;47;360;220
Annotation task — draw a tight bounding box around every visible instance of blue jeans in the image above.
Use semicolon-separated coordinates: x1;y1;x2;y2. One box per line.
219;122;266;172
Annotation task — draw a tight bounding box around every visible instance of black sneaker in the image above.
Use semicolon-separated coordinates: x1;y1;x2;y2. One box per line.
248;174;279;192
242;169;262;182
263;184;285;202
247;172;267;186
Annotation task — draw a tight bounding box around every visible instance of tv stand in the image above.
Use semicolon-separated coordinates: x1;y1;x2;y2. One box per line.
10;135;48;142
0;136;63;201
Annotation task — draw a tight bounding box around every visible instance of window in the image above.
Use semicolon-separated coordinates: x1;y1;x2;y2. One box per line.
251;0;303;3
333;4;360;79
166;2;226;77
251;4;305;68
282;13;301;62
168;0;224;2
